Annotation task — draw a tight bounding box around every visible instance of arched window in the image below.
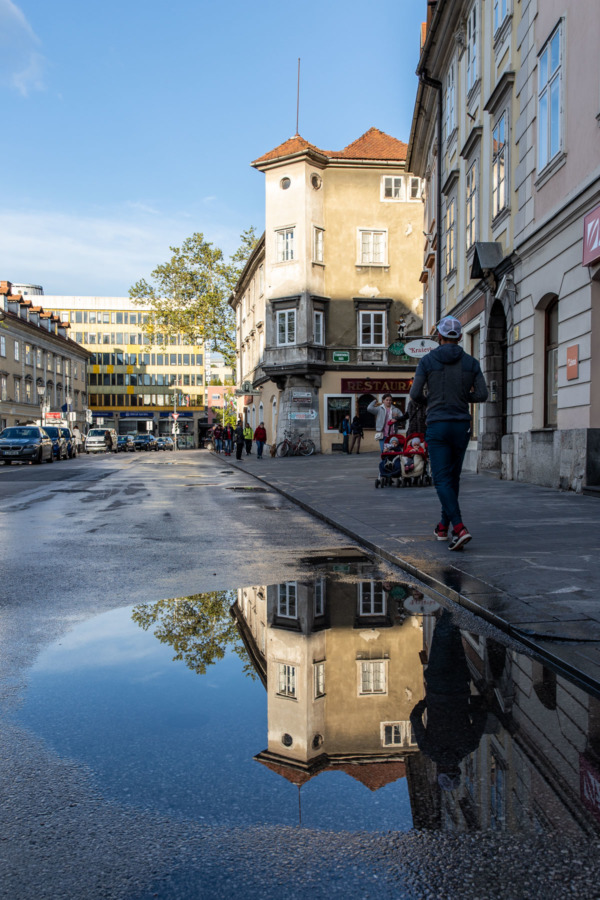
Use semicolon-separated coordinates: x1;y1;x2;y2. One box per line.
545;299;559;427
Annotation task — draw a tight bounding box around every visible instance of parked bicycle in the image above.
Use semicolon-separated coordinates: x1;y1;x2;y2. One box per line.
276;429;316;457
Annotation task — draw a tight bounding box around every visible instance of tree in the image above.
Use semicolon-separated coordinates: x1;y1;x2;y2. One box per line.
129;228;258;367
131;590;256;679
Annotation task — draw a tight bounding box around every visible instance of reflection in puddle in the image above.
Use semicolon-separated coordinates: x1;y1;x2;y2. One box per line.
16;572;600;839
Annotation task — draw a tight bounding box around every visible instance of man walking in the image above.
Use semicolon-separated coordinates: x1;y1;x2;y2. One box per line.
340;413;351;454
410;316;488;551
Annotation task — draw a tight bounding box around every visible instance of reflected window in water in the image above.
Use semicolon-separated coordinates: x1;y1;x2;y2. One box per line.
278;583;297;619
359;659;387;695
359;581;385;616
314;661;325;699
278;663;297;699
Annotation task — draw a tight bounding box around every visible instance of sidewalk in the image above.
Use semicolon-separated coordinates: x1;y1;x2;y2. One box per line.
216;449;600;695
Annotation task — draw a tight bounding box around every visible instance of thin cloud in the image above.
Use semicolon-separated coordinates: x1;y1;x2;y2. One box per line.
0;0;46;96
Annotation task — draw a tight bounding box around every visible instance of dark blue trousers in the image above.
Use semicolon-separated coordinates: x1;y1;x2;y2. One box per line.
426;420;471;529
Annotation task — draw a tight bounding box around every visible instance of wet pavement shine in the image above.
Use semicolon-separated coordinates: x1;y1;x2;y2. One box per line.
2;451;600;898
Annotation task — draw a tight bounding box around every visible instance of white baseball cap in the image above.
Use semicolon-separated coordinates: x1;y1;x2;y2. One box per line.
437;316;462;339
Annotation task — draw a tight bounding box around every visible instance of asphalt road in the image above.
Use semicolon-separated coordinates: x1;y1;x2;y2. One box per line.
1;450;599;900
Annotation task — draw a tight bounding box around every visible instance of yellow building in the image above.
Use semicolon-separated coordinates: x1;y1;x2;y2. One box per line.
231;128;425;451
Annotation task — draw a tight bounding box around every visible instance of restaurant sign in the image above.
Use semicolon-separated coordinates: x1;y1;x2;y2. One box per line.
341;378;413;394
583;203;600;266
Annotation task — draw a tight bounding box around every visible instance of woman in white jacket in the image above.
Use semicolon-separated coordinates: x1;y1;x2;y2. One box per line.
367;393;407;451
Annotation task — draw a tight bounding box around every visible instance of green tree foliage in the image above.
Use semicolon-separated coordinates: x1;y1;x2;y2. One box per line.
131;590;256;679
129;228;258;367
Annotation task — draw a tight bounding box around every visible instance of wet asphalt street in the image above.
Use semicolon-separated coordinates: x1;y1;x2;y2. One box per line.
1;450;600;900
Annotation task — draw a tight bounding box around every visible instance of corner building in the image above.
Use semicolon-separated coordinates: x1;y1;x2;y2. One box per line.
232;129;424;451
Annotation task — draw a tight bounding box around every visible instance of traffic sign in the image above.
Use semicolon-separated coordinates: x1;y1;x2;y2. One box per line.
172;412;180;420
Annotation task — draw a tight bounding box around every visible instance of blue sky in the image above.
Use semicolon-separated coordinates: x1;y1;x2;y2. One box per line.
0;0;426;296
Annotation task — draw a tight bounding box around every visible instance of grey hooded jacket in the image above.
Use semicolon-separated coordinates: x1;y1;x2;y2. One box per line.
410;344;488;424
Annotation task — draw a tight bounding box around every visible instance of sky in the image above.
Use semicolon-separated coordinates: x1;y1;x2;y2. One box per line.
0;0;427;297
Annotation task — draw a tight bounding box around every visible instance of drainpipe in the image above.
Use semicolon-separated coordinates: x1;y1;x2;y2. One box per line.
420;70;443;326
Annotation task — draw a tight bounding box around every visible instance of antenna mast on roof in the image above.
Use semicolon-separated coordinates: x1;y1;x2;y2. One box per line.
296;58;300;136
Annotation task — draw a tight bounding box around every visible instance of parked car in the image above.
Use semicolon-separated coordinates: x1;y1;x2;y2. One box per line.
42;425;69;460
60;426;78;458
0;426;54;465
156;436;175;451
85;427;119;453
117;435;136;452
133;434;158;451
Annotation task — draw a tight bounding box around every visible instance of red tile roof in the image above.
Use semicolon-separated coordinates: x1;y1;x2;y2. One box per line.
252;127;407;167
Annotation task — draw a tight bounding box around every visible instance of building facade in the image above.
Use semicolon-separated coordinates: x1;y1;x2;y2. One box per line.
0;282;90;432
408;0;600;491
231;128;425;451
41;295;208;445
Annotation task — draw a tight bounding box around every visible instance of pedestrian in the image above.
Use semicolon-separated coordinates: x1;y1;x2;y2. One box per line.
254;422;267;459
72;424;83;454
349;416;363;454
367;393;407;451
340;413;351;453
104;429;113;452
213;424;223;453
234;419;245;461
410;316;488;551
243;422;253;455
222;424;233;456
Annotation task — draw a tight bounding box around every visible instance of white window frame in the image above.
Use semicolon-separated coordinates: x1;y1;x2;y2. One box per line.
313;310;324;346
445;197;456;275
313;226;324;263
466;160;478;251
492;113;507;217
359;310;386;347
493;0;508;34
258;264;264;295
0;335;5;357
358;582;386;616
381;176;404;201
14;340;20;362
358;660;387;696
538;24;562;173
278;582;297;618
466;4;478;93
445;63;456;140
277;663;297;699
277;309;296;346
0;374;7;401
275;227;295;262
314;661;325;699
409;177;421;201
14;377;21;402
357;228;388;266
381;721;417;747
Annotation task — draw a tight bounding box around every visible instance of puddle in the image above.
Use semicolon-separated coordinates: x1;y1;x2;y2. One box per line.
15;572;600;838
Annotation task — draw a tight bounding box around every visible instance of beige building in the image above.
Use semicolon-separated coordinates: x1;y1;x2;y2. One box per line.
231;128;425;451
0;282;90;432
408;0;600;491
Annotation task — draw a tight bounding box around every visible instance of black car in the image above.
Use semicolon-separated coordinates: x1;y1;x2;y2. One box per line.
0;426;54;465
117;435;136;452
156;436;175;451
42;425;69;460
133;434;158;451
60;426;78;458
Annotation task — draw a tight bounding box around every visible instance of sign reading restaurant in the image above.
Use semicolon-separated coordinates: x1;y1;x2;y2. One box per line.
341;378;413;393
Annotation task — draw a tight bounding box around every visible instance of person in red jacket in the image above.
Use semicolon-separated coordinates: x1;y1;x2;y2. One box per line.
254;422;267;459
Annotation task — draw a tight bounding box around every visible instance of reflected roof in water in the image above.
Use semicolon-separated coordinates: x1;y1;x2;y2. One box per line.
15;570;600;838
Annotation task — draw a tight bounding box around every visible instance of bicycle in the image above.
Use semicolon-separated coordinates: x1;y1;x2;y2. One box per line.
276;429;316;457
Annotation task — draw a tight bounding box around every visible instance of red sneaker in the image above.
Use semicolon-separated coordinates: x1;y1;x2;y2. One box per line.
433;523;448;541
448;526;472;551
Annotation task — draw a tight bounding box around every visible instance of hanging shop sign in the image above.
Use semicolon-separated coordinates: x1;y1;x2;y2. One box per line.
403;338;439;359
341;378;413;394
566;345;579;381
583;204;600;267
403;595;441;615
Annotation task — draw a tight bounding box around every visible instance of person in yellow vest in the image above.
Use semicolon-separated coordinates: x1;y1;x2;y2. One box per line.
243;423;253;456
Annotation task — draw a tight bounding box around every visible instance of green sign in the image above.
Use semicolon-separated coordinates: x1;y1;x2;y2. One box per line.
333;350;350;363
388;341;411;361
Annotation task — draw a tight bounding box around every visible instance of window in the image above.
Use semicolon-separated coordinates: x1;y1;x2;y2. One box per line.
36;348;42;367
278;582;297;618
381;721;417;747
326;395;352;431
445;197;456;274
492;114;507;217
313;227;324;263
381;176;403;201
494;0;508;33
409;177;421;200
545;300;559;427
277;664;296;699
359;660;386;695
359;582;385;616
466;4;478;92
313;310;324;345
277;309;296;346
466;161;478;250
258;264;264;295
14;378;20;402
0;335;5;357
0;375;6;401
314;662;325;699
314;579;325;617
538;25;562;172
14;340;20;362
358;229;387;265
25;344;32;365
359;311;386;347
25;381;32;403
445;63;456;139
276;227;295;262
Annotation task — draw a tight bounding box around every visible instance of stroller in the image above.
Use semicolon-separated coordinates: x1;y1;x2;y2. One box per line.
375;429;432;489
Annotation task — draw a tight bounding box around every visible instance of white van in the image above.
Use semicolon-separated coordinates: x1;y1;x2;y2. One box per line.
85;427;118;454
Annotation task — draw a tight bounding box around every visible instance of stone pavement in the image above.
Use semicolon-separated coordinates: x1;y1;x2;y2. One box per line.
215;448;600;695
